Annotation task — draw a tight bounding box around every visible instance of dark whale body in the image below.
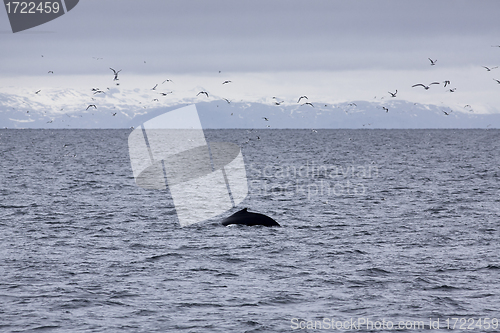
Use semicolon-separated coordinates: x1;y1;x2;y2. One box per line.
221;208;280;227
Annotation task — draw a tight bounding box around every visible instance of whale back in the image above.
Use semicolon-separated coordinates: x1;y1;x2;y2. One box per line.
221;208;280;227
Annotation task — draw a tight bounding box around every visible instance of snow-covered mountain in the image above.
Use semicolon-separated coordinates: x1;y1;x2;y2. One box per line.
1;87;499;129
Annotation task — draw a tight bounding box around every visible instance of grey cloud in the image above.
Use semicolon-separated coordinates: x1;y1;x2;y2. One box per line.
1;0;500;75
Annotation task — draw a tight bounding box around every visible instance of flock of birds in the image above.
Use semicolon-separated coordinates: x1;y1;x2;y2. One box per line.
31;62;242;125
253;53;499;119
15;45;500;128
375;55;499;116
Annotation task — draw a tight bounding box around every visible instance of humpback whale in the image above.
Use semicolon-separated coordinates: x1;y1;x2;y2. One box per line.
221;208;280;227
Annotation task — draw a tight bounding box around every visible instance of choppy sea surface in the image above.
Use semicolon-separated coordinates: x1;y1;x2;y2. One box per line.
1;129;499;332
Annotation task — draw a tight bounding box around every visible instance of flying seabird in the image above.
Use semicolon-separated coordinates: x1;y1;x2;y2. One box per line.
382;106;389;112
388;90;397;97
428;58;437;66
443;80;451;87
152;99;159;101
162;79;173;84
159;92;172;96
302;102;314;107
262;117;269;121
223;98;230;104
483;66;499;71
48;71;53;74
412;82;440;90
35;90;41;94
348;103;357;107
448;88;456;92
297;96;308;103
222;80;232;84
112;112;117;116
493;79;500;84
197;91;209;97
464;105;473;112
151;84;158;90
86;104;97;110
93;90;105;95
442;110;451;116
109;68;121;81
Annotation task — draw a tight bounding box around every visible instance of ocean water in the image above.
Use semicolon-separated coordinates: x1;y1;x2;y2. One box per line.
1;129;499;332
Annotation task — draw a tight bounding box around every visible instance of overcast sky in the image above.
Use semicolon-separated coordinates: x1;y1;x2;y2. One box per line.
1;0;500;115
